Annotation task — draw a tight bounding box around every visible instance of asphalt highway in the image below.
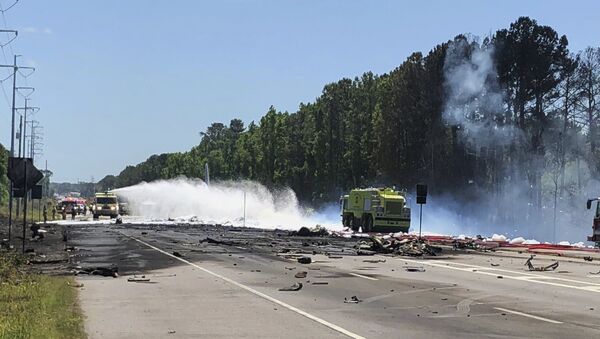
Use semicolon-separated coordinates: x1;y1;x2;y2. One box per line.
67;222;600;338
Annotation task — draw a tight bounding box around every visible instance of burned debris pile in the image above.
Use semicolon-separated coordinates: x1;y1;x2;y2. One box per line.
354;236;442;257
289;226;329;237
451;237;500;251
74;265;119;277
199;237;246;246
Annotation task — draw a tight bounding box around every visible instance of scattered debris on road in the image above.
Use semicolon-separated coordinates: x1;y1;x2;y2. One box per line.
172;251;184;258
199;237;237;246
297;256;312;264
279;282;303;291
294;271;307;278
290;225;329;237
128;275;151;283
452;237;498;251
75;265;119;277
312;281;329;285
584;256;594;262
344;296;362;304
363;259;386;263
355;236;441;257
525;255;559;271
67;282;84;288
404;266;426;272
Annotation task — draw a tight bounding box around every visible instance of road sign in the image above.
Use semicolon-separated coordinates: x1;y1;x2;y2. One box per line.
31;185;43;199
416;184;427;204
416;184;428;239
7;157;43;189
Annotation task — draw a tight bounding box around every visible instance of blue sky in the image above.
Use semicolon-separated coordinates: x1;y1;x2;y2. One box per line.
1;0;599;182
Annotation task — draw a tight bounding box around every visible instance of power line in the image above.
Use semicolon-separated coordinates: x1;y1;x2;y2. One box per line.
0;3;16;60
0;1;19;13
0;3;17;109
0;72;10;108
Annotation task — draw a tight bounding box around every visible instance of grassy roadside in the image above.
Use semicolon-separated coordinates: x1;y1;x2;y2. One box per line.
0;200;59;224
0;252;85;339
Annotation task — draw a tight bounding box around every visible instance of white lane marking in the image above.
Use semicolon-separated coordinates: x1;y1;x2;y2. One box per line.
123;233;365;339
400;258;600;293
432;261;600;286
363;286;458;304
494;307;563;324
349;272;379;281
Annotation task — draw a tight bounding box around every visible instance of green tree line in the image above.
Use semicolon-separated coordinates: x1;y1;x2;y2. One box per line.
97;16;600;227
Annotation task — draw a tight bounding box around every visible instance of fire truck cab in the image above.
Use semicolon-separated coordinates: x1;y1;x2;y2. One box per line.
587;198;600;246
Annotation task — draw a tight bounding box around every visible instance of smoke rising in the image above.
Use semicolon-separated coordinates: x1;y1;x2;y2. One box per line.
443;39;517;146
113;178;341;230
431;37;600;243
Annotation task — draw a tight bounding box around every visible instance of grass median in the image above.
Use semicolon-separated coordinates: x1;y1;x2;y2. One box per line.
0;252;85;339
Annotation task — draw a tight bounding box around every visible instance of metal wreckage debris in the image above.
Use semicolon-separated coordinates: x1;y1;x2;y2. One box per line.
354;236;442;257
74;265;119;277
525;255;559;271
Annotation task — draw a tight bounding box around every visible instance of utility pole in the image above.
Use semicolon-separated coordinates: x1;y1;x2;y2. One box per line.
0;29;19;245
14;97;39;157
24;98;28;157
3;52;35;245
16;115;22;218
10;54;18;156
22;98;27;157
7;54;18;245
21;157;27;253
29;121;43;164
17;115;22;157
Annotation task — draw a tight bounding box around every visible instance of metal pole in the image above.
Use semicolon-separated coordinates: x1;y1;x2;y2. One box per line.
8;180;13;245
7;55;17;246
17;115;22;157
205;163;210;186
22;158;27;253
22;99;27;158
16;115;22;219
243;191;246;227
10;55;16;156
419;204;423;239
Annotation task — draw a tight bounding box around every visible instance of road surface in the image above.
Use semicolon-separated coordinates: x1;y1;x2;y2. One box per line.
64;222;600;338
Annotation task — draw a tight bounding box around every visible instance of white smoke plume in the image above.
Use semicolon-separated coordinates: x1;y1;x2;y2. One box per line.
433;37;599;244
112;178;342;231
443;39;517;146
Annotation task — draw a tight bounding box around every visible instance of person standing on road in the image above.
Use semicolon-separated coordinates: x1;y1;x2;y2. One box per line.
43;205;48;223
71;206;76;220
83;205;87;216
52;206;56;220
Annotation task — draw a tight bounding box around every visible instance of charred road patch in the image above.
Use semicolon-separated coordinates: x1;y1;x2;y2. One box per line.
10;221;600;338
